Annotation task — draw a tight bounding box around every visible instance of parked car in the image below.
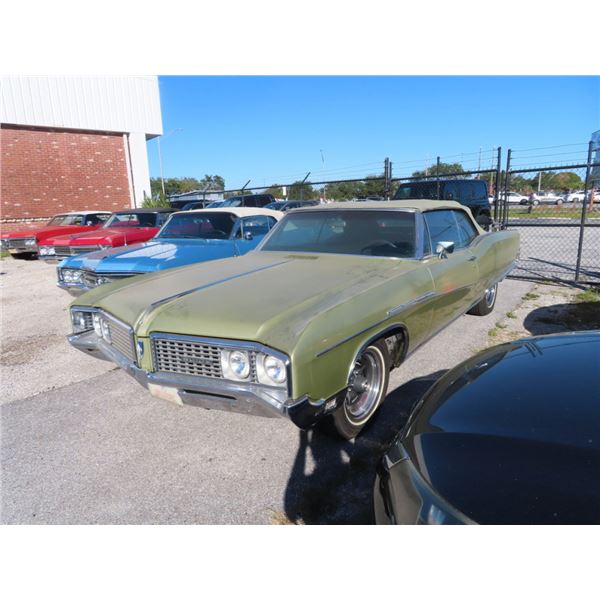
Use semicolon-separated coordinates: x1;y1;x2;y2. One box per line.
169;199;214;211
526;191;564;205
67;200;519;439
266;200;320;212
393;179;492;229
374;331;600;524
499;191;528;204
264;201;287;211
207;193;275;209
57;208;282;295
180;201;211;211
38;209;176;261
0;211;111;259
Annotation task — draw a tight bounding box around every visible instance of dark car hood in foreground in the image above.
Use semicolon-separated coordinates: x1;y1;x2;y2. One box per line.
402;331;600;524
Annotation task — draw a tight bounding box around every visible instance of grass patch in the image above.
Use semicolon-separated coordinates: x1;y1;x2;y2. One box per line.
0;251;10;259
576;287;600;304
523;292;540;301
506;311;517;319
488;328;499;337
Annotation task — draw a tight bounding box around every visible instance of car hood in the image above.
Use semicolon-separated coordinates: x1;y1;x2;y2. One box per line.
1;225;85;240
43;227;157;245
76;251;419;352
401;332;600;524
62;238;238;273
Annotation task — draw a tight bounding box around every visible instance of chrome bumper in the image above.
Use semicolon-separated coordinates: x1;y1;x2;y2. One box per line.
67;330;322;423
58;281;90;296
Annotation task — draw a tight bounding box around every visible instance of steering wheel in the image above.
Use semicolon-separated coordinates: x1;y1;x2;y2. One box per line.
360;240;397;255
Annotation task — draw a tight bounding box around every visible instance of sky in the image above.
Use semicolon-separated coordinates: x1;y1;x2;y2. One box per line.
148;76;600;190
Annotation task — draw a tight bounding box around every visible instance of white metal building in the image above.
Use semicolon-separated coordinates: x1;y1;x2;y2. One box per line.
1;76;162;225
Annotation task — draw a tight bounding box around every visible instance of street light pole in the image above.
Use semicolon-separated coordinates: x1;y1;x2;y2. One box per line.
156;128;182;199
157;137;165;197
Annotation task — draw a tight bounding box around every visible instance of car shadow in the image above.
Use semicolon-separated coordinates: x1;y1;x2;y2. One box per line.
283;370;447;525
523;302;600;336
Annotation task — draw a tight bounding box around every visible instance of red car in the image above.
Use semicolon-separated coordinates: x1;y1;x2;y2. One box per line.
0;212;112;259
38;208;176;261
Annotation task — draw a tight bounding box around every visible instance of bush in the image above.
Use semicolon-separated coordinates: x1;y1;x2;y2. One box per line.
142;191;171;209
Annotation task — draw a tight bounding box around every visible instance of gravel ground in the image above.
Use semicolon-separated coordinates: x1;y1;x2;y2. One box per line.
1;257;536;524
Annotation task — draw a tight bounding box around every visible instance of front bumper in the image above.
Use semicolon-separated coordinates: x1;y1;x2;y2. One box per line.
68;330;338;428
58;281;90;296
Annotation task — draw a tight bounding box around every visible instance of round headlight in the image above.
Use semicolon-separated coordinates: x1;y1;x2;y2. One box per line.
264;355;286;384
25;238;37;246
229;350;250;379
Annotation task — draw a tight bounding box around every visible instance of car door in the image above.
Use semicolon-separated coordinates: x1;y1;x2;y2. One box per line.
423;209;480;326
232;216;277;255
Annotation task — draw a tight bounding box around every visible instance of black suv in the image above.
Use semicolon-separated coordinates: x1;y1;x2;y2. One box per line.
393;179;492;228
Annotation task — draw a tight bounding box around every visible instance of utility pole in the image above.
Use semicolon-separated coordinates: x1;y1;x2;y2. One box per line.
299;172;310;201
157;137;165;197
156;128;183;199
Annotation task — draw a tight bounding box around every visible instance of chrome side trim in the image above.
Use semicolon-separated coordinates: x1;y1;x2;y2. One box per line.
386;291;437;317
315;290;436;358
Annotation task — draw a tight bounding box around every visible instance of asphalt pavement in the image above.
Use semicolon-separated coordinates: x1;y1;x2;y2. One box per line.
0;258;533;524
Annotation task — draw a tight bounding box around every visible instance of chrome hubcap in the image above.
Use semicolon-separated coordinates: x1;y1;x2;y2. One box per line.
345;351;382;421
485;284;497;307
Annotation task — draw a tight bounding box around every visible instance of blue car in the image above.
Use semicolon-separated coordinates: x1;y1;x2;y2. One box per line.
56;208;282;295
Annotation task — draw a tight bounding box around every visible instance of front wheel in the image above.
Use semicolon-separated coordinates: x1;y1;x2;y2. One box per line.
332;339;390;440
468;283;498;316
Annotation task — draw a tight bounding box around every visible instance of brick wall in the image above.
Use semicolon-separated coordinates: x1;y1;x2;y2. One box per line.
1;125;132;231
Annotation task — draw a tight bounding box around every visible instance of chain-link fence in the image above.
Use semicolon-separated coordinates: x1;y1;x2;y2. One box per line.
173;142;600;285
500;141;600;284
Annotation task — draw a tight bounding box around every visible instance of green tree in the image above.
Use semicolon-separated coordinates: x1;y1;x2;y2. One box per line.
361;174;386;197
199;174;225;190
323;181;363;201
264;185;284;198
412;162;465;179
288;180;318;200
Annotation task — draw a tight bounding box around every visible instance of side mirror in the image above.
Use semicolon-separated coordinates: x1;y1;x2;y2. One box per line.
436;241;455;258
243;231;253;241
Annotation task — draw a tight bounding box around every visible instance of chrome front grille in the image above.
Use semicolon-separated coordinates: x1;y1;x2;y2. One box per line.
55;245;100;257
8;238;34;250
103;313;136;363
152;336;258;381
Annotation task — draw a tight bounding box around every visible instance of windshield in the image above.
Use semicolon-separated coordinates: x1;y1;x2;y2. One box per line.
261;210;416;258
47;214;91;226
157;212;236;240
219;198;243;207
103;212;158;228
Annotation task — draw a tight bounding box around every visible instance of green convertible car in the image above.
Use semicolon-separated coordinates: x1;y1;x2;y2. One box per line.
68;200;519;439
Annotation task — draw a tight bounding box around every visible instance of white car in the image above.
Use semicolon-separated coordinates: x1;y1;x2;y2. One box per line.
565;190;586;203
499;191;528;204
530;191;565;205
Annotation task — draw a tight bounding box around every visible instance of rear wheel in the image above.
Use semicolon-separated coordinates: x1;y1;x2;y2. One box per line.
332;339;390;440
468;283;498;316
